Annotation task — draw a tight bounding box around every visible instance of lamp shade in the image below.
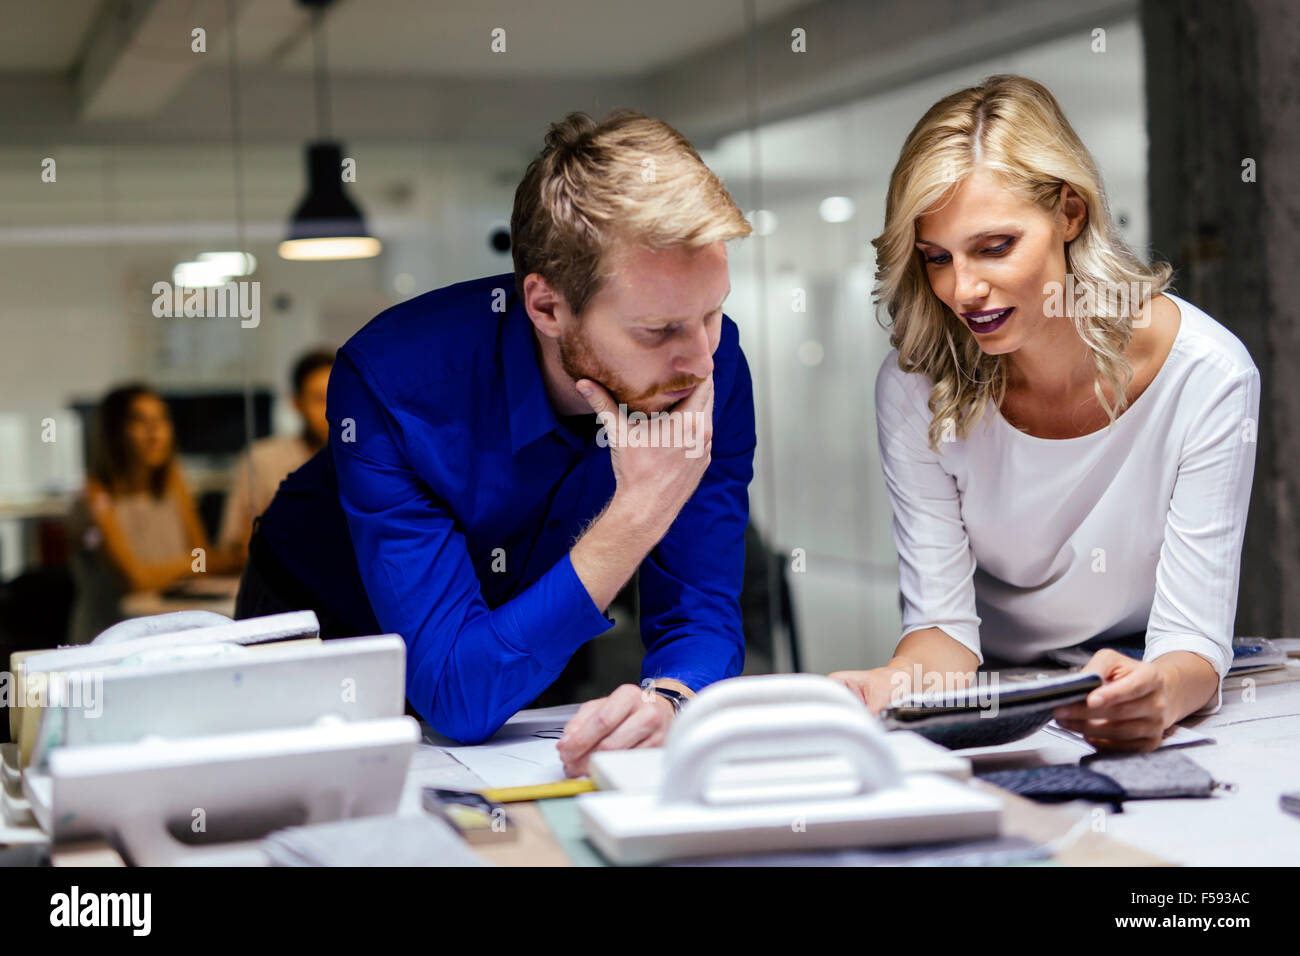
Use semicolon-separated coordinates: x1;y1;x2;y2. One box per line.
279;142;381;260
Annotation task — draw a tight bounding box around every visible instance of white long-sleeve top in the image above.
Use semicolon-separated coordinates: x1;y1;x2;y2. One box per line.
875;294;1260;714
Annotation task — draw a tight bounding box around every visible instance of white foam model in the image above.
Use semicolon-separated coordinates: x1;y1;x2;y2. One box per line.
590;675;972;793
578;674;1001;864
589;729;970;795
22;610;320;679
90;609;240;644
20;614;419;865
27;634;408;767
33;717;418;866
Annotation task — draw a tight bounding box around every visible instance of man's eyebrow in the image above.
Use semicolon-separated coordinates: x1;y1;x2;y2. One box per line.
633;288;731;324
915;229;1018;247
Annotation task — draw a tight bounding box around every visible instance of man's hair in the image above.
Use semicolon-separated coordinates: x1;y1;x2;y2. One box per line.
291;348;335;395
510;109;751;316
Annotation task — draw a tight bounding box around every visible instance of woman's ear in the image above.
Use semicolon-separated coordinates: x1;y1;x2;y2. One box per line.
1059;182;1088;243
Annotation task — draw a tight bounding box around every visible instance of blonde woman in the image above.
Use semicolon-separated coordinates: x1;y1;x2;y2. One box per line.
831;75;1259;751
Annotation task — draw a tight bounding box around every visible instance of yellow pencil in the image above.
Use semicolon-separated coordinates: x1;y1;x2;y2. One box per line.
479;778;597;803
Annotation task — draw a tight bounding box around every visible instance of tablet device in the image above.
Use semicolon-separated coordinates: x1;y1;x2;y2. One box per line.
879;671;1103;749
883;671;1102;720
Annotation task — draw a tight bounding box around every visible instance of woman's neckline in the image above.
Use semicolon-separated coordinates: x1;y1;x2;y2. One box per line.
993;293;1187;444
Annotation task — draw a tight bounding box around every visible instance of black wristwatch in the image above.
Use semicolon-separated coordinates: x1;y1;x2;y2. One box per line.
643;681;688;715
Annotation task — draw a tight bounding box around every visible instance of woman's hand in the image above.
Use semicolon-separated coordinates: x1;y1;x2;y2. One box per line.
829;665;916;716
832;631;981;716
1053;649;1177;752
831;659;975;716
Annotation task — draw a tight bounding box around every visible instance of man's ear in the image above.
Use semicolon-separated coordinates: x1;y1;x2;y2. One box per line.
1059;182;1088;243
522;273;567;339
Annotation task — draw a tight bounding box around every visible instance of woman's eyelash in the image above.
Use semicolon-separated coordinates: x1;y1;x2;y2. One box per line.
921;238;1015;264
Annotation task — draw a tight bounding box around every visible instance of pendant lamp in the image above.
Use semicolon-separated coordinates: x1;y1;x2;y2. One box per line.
279;0;380;261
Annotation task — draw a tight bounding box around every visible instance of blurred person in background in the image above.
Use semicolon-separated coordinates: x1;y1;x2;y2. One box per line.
217;349;334;563
68;383;241;643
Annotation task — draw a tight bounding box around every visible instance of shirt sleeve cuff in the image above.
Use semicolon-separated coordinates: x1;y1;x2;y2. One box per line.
900;622;983;667
1143;635;1230;717
502;552;615;671
638;666;725;694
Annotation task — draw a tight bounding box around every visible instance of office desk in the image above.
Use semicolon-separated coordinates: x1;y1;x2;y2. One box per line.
916;661;1300;867
41;661;1297;866
395;758;1168;867
408;663;1300;866
1078;663;1300;865
118;575;240;619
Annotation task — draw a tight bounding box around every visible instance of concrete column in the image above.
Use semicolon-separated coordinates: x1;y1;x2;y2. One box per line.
1142;0;1300;638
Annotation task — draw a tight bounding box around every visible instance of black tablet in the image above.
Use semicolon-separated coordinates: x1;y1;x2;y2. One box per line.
882;671;1103;721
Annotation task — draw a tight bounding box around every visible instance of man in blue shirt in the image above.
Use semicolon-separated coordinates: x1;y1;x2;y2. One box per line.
236;109;756;771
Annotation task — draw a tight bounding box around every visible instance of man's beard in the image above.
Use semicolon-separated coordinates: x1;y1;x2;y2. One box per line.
558;323;700;416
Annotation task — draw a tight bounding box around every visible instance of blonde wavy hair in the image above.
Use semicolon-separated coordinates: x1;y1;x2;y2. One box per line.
871;74;1173;451
511;109;751;316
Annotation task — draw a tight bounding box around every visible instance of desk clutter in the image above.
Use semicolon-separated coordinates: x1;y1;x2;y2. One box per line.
577;675;1003;865
2;610;422;865
4;624;1288;867
1047;635;1289;675
976;750;1226;806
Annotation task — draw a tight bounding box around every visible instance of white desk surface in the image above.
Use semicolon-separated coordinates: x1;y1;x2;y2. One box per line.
1089;664;1300;865
943;662;1300;866
119;575;240;619
21;664;1296;866
401;703;581;807
408;665;1300;866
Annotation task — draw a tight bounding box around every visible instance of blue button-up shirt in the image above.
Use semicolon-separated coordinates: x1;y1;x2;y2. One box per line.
258;272;756;743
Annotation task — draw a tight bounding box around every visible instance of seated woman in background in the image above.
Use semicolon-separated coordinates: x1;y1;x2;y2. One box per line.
69;383;240;642
832;75;1259;751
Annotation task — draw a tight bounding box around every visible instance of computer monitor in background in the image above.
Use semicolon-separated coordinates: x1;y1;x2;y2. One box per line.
72;390;274;464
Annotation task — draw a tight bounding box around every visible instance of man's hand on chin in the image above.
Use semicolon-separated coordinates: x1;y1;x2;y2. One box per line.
557;680;690;777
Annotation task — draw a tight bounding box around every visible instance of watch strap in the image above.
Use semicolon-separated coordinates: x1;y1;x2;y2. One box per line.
644;683;688;714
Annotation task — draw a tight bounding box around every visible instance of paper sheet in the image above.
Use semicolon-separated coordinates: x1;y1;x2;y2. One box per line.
1042;720;1214;750
954;720;1213;760
436;703;1216;789
437;704;581;788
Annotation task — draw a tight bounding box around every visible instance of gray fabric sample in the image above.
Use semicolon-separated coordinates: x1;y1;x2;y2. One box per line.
1081;750;1215;799
976;765;1127;803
